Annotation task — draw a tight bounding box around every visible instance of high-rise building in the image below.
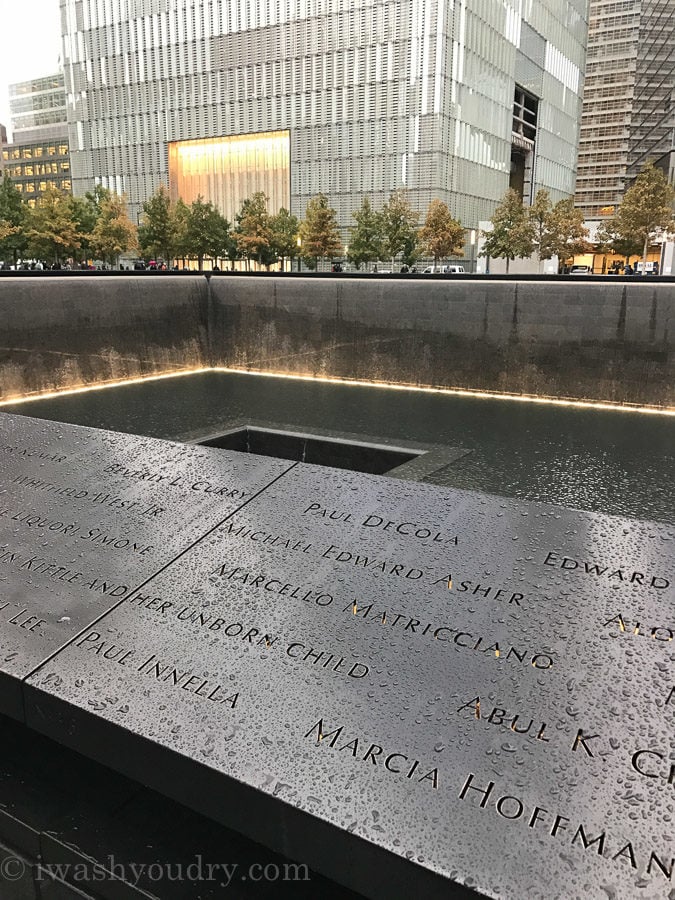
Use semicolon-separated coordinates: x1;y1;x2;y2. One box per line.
60;0;589;238
575;0;675;218
0;125;7;173
0;74;72;206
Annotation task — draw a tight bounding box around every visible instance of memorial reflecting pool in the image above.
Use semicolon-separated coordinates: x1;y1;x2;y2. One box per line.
2;370;673;522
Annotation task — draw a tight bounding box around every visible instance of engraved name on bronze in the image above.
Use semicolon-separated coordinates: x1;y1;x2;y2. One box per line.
305;718;439;788
543;551;670;589
302;503;459;545
0;601;46;634
631;749;675;787
345;602;554;669
126;594;370;680
219;521;313;554
0;509;154;555
0;444;67;463
0;547;128;596
603;614;673;642
457;696;602;758
459;773;674;882
103;463;246;498
74;630;240;707
445;578;525;606
10;476;165;518
321;544;424;579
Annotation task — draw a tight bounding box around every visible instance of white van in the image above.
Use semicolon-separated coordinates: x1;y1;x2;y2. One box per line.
422;265;466;274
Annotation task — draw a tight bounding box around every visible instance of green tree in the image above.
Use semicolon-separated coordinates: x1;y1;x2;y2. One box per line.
595;220;642;265
235;192;273;269
348;197;382;270
0;173;27;264
204;208;233;268
269;207;300;270
183;196;222;269
90;193;138;266
138;184;177;264
172;198;190;266
480;188;535;273
419;199;464;266
299;193;342;270
380;189;419;269
614;162;674;269
528;189;553;267
24;185;81;264
401;231;422;268
0;221;16;242
528;190;588;267
544;198;589;266
68;186;115;263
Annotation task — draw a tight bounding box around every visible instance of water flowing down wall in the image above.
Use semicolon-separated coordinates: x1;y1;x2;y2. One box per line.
0;275;209;400
0;274;673;407
209;276;675;407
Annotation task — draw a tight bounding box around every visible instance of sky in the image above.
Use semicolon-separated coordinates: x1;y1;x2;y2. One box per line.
0;0;62;141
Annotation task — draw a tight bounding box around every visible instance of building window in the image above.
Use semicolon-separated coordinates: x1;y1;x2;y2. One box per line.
512;87;538;142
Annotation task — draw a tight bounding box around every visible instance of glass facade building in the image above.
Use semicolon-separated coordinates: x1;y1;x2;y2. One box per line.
575;0;675;217
1;74;72;206
0;139;71;206
9;74;69;139
60;0;589;235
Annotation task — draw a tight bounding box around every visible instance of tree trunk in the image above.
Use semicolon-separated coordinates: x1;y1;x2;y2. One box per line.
642;234;649;272
505;257;510;274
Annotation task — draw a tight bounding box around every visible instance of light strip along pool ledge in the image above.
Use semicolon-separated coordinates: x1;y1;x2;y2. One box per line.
0;368;213;406
1;365;674;416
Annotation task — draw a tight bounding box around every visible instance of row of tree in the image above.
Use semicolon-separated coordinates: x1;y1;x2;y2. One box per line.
0;179;137;267
483;162;674;272
1;161;672;271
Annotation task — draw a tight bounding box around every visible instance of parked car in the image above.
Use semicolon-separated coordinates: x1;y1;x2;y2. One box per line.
569;265;592;275
422;265;466;274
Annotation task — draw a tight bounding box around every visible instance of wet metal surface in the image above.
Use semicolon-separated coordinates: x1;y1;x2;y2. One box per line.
3;420;670;898
0;413;291;717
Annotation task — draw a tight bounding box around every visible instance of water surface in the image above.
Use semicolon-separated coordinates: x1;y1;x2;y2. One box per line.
3;371;673;522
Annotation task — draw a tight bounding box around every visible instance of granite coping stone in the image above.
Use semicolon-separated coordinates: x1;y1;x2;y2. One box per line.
16;458;675;899
0;412;293;717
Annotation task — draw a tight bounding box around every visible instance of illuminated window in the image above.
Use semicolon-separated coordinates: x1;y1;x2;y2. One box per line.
58;144;68;155
22;148;32;159
34;147;43;157
25;183;35;193
47;145;56;156
168;130;291;223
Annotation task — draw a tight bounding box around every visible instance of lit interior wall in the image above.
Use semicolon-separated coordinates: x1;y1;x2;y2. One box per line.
168;131;290;222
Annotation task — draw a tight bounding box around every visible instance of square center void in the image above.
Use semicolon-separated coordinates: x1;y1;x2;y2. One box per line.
194;424;468;479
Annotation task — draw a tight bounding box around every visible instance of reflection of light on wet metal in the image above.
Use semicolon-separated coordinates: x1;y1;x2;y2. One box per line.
0;368;212;406
1;365;673;417
210;367;675;416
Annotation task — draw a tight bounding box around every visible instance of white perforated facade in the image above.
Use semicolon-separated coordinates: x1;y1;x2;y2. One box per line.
60;0;588;234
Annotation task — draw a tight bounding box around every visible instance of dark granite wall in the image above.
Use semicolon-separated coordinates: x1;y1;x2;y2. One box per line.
1;274;673;406
209;276;675;407
0;275;209;400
